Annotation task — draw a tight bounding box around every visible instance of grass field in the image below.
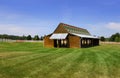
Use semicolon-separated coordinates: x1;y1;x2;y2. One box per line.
0;42;120;78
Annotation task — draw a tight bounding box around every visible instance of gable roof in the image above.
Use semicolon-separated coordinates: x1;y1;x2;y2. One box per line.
59;23;91;35
50;23;99;39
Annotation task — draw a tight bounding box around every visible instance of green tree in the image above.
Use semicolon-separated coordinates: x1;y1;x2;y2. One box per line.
33;35;39;40
2;34;8;39
22;35;27;40
0;34;2;38
100;36;105;41
109;33;120;42
115;37;120;42
40;36;44;40
27;35;32;40
109;34;115;41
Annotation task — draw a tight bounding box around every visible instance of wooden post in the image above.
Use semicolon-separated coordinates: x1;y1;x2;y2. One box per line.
92;39;93;46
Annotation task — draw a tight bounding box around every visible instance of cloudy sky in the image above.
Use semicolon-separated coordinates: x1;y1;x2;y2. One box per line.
0;0;120;37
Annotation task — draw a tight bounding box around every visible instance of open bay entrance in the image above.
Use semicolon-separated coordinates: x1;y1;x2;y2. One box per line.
81;38;92;48
54;39;68;48
81;38;99;48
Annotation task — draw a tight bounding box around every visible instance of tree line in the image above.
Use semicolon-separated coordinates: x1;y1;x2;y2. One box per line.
100;32;120;42
0;34;44;40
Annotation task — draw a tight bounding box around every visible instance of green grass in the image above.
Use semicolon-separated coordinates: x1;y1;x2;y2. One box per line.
0;42;120;78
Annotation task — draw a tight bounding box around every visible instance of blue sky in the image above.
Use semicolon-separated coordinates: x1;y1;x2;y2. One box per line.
0;0;120;37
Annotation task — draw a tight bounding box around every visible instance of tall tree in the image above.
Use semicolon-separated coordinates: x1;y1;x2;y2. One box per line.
33;35;39;40
27;35;32;40
40;36;44;40
109;33;120;42
115;37;120;42
22;35;27;40
100;36;105;41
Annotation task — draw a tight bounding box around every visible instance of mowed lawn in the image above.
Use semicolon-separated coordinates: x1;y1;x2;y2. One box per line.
0;42;120;78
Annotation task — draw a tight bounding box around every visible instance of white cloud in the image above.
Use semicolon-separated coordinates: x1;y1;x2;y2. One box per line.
0;20;58;36
0;24;51;36
85;22;120;37
0;9;58;36
106;22;120;31
0;24;27;35
0;6;59;36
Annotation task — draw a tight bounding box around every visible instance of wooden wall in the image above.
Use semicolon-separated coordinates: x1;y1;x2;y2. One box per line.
68;35;81;48
44;36;54;48
44;33;99;48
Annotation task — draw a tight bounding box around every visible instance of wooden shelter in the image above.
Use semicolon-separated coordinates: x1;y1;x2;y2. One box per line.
44;23;99;48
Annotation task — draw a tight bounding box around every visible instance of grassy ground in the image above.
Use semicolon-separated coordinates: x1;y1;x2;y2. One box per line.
0;42;120;78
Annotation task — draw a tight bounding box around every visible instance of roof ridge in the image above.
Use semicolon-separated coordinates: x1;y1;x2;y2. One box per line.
60;23;86;30
59;22;91;35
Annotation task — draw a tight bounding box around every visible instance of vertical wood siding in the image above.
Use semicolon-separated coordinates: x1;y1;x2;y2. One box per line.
44;36;54;48
68;35;81;48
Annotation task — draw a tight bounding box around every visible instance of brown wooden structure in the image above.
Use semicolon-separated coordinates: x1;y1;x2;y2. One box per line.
44;23;99;48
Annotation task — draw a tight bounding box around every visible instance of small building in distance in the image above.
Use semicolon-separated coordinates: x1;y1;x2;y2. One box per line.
44;23;99;48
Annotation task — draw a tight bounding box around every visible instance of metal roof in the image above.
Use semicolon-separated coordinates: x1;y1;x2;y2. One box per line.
50;33;99;39
60;23;91;35
71;33;99;39
50;33;68;39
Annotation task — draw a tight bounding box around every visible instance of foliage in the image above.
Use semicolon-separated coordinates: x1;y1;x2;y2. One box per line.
100;36;105;41
27;35;32;40
99;33;120;42
33;35;40;40
40;36;44;40
0;34;43;40
0;34;27;40
109;33;120;42
115;37;120;42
